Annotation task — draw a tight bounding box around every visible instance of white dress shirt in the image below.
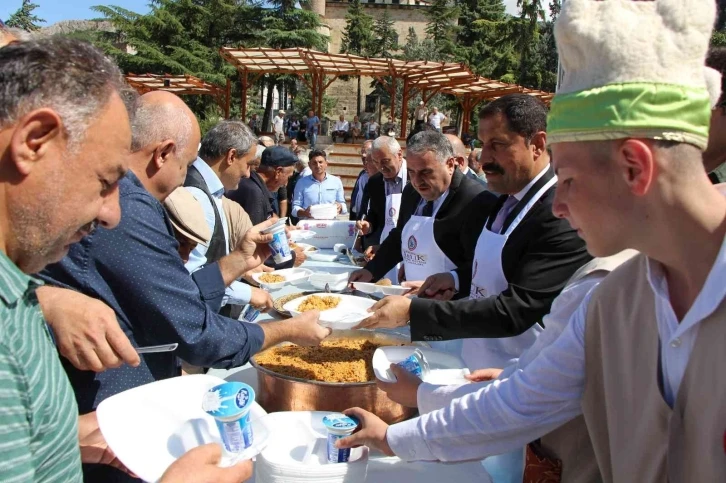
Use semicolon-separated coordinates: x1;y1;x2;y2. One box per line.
334;120;349;132
273;116;284;134
387;232;726;463
184;159;251;306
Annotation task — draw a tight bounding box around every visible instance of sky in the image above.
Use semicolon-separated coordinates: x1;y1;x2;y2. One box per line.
1;0;521;28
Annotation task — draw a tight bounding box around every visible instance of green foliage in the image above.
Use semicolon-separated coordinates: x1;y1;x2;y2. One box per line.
5;0;45;31
340;0;375;56
369;9;398;59
454;0;515;79
425;0;459;58
713;30;726;48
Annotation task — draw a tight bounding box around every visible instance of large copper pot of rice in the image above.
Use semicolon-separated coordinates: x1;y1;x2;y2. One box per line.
250;330;424;424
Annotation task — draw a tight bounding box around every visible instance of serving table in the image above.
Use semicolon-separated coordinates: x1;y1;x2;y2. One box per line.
209;249;492;483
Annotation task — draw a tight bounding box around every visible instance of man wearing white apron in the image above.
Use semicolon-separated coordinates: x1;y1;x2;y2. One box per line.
356;136;408;284
350;132;494;311
356;95;590;370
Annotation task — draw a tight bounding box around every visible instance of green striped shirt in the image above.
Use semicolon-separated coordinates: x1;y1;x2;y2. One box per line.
0;251;82;482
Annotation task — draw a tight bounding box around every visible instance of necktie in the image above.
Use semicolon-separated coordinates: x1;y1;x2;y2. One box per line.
422;200;434;217
490;195;518;233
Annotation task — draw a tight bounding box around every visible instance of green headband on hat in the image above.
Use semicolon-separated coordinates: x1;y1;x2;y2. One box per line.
548;82;711;150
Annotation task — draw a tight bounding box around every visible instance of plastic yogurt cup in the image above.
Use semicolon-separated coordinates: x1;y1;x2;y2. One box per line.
322;413;359;463
392;348;430;380
240;304;260;323
202;382;255;453
261;223;292;264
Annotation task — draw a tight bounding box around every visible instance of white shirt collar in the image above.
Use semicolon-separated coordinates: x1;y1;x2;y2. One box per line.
462;166;471;176
646;184;726;332
192;157;224;198
416;189;449;215
513;163;550;201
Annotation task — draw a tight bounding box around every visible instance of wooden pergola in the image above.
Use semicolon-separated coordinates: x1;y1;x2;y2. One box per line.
125;74;232;118
219;47;552;137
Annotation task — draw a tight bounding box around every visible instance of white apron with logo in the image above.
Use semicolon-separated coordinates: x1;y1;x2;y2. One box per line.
379;168;407;284
461;176;557;369
401;198;460;352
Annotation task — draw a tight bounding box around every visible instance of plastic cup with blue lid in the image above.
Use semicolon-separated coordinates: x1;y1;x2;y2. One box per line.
390;348;430;380
261;221;292;264
202;382;255;453
322;413;359;463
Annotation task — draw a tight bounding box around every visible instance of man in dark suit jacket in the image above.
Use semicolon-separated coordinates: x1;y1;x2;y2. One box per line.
357;94;591;344
350;140;374;220
349;132;496;292
356;137;407;252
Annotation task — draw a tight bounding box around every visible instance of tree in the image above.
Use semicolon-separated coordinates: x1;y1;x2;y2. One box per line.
5;0;45;31
454;0;514;79
369;9;398;58
512;0;546;88
340;0;375;114
425;0;459;58
537;0;560;91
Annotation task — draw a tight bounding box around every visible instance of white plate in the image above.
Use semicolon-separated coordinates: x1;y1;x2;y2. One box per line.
253;268;313;290
291;242;319;253
351;282;412;296
257;411;368;476
373;347;471;384
97;375;271;483
282;293;376;329
289;230;316;241
306;252;340;262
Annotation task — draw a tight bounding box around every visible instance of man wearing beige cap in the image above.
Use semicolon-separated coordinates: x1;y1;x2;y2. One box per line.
164;187;212;263
273;110;286;146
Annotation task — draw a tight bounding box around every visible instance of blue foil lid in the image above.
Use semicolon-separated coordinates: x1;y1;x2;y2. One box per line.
322;413;359;432
202;382;255;419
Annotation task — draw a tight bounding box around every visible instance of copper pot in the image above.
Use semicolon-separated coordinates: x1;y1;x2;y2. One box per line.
250;330;423;424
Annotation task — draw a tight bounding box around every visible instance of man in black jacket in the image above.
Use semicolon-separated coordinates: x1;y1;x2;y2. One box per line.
356;137;407;263
349;131;495;295
349;140;374;220
227;146;296;225
357;94;591;369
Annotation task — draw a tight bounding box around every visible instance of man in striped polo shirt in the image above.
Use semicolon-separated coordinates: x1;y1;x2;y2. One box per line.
0;38;253;483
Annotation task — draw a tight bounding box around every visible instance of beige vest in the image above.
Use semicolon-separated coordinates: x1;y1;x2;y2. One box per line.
537;250;637;483
582;254;726;483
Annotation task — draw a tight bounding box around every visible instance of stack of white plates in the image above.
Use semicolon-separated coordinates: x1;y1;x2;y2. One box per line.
310;204;338;220
255;412;368;483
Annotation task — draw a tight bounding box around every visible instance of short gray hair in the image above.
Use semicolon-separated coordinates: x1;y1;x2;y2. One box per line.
0;37;130;151
372;136;401;155
406;131;454;164
198;120;257;162
131;101;193;153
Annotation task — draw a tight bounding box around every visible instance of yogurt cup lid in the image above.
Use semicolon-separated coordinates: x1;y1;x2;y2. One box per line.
322;413;359;433
202;382;255;419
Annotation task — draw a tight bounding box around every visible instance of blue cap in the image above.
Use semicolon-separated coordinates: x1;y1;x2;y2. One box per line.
322;413;359;433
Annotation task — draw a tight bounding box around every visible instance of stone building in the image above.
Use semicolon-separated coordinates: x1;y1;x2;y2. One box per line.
305;0;431;119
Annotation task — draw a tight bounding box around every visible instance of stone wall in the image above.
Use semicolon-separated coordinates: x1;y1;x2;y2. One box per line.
322;1;429;120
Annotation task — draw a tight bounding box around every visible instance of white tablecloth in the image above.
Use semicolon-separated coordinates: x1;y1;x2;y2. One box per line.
209;249;492;483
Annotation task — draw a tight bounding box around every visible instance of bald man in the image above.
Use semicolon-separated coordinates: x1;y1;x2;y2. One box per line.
41;91;328;482
446;133;486;187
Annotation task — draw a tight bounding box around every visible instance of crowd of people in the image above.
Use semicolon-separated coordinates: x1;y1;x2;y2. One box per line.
2;0;726;481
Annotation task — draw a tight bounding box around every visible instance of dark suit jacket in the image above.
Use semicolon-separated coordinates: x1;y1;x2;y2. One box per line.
410;166;592;342
365;169;496;288
226;171;274;225
349;169;366;221
360;171;412;248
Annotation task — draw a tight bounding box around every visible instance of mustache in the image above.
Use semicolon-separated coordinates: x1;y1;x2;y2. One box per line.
482;162;504;175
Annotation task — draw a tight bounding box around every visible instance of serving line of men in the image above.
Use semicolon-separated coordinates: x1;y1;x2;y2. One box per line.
291;148;348;219
38;87;330;481
338;0;726;481
349;132;494;308
357;94;590;370
0;35;271;483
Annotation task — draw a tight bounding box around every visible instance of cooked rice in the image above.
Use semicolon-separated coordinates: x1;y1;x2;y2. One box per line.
260;273;285;283
375;278;392;286
298;295;340;312
255;339;400;383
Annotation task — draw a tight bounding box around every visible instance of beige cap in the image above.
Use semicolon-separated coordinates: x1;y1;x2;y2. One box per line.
163;188;211;246
279;110;286;114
